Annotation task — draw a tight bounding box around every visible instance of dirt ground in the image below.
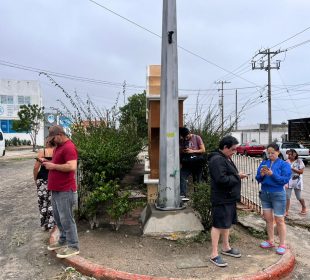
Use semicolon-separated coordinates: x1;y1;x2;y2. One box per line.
77;220;280;279
0;158;64;280
2;154;307;280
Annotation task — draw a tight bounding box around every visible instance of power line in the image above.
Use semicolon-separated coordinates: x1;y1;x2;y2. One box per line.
87;0;261;86
270;26;310;49
0;59;145;90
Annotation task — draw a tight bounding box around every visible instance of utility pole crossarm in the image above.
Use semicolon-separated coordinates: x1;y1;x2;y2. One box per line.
251;48;283;143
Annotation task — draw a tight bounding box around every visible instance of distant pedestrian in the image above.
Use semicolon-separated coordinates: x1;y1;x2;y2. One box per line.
208;136;248;267
285;149;307;216
179;127;205;200
43;125;80;258
256;143;291;255
33;138;55;231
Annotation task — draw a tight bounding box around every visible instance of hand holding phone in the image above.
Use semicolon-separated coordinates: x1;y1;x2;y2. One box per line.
34;157;43;163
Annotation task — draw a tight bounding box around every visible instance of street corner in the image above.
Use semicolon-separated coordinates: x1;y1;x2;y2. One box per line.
49;227;295;280
228;245;295;280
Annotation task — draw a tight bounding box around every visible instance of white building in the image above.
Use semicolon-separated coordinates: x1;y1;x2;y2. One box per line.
0;79;44;146
231;123;288;145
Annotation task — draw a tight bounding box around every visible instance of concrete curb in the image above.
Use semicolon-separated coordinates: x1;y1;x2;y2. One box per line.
50;228;295;280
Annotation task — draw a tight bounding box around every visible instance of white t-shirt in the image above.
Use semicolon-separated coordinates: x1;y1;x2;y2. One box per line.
286;158;305;190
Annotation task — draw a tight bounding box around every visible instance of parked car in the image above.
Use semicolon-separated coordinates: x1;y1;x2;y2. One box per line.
236;142;265;156
0;128;5;156
262;142;310;165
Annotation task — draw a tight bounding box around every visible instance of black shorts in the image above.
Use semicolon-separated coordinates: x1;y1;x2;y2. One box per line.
212;203;237;229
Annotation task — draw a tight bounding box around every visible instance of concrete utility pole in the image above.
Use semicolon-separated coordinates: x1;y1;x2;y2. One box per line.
158;0;181;210
252;49;281;143
215;80;230;136
235;89;238;130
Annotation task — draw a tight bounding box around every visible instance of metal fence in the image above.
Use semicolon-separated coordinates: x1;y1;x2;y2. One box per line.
232;154;263;214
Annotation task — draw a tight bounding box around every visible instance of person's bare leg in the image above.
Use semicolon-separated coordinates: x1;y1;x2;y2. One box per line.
264;210;274;243
221;228;231;251
275;216;286;246
211;227;221;258
299;199;307;212
285;199;290;216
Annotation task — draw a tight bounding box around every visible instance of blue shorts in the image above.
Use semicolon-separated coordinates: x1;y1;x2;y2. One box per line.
259;191;286;217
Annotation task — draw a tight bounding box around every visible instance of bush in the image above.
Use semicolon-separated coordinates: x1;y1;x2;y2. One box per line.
82;173;141;230
191;182;212;230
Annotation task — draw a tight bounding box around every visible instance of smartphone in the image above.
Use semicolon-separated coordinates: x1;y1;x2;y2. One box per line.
34;157;43;163
261;165;268;169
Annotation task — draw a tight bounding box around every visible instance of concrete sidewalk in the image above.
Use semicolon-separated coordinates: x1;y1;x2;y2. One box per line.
1;147;36;160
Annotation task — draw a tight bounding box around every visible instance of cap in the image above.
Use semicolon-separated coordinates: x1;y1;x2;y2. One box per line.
48;125;65;138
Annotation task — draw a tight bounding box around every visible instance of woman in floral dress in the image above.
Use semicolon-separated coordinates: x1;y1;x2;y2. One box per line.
33;138;56;231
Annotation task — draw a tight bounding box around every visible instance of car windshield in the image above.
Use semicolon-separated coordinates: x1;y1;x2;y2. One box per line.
249;143;263;146
282;143;301;149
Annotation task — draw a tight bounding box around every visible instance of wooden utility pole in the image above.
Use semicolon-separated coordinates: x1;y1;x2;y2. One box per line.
215;80;230;136
252;49;281;143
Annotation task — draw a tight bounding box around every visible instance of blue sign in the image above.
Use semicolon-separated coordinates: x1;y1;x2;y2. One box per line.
47;114;55;124
59;116;72;128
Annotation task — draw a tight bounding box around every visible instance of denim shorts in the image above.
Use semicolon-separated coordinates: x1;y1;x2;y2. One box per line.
259;191;286;217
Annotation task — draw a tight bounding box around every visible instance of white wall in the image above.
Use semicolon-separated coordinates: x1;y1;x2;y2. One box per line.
231;131;287;145
0;79;44;146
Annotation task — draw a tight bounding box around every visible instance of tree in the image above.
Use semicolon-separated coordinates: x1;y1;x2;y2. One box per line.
119;91;147;139
13;104;45;151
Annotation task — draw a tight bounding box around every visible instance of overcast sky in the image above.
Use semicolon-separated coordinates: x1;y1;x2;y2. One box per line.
1;0;310;127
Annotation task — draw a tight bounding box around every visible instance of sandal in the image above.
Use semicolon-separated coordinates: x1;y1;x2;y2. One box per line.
209;255;227;267
260;240;275;249
221;248;241;258
300;210;307;215
276;245;286;255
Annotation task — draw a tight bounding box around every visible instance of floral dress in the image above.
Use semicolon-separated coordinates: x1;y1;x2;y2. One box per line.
36;154;55;230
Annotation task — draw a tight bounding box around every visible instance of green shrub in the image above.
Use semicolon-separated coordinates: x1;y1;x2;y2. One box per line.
83;173;139;230
191;182;212;230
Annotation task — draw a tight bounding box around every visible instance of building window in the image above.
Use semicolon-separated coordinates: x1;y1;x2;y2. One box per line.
17;95;31;105
18;96;24;104
0;95;7;104
24;96;31;104
7;96;14;104
0;120;17;133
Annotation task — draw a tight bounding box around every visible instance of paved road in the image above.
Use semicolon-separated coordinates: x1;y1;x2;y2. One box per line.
0;156;63;280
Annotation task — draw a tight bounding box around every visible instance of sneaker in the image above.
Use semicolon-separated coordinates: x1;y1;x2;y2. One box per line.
276;245;286;255
260;240;275;249
56;247;80;258
47;241;67;251
181;197;190;201
209;255;227;267
221;248;241;258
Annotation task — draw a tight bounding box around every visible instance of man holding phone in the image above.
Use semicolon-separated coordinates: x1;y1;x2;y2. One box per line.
43;125;80;258
207;136;248;267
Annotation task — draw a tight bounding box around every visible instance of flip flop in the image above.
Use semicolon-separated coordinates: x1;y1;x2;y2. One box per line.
300;211;307;215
